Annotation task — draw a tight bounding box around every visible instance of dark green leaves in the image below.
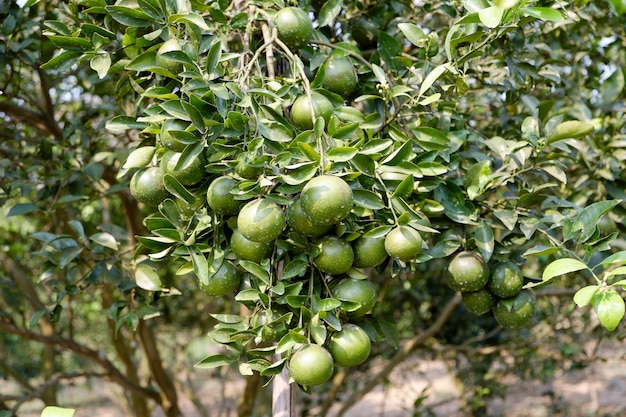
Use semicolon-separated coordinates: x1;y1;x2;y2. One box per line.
105;6;155;27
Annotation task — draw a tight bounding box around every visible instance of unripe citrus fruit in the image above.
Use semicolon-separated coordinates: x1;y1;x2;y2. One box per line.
312;236;354;275
353;236;388;268
287;197;333;236
351;18;378;48
207;176;241;215
199;261;240;296
160;118;189;152
289;344;334;386
445;251;489;292
493;289;537;329
327;323;371;367
488;261;524;298
321;56;358;98
384;226;423;262
160;150;205;186
237;198;286;242
300;175;353;227
462;288;495;315
156;39;182;72
332;278;376;318
274;7;313;50
291;92;334;131
130;167;168;206
230;229;273;262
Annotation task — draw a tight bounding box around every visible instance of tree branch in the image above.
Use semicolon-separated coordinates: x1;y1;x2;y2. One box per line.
0;319;162;405
335;292;462;417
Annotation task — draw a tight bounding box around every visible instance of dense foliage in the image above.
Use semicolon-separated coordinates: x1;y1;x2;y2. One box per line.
2;0;626;416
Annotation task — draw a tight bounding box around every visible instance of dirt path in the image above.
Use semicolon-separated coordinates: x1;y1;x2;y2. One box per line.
12;343;626;417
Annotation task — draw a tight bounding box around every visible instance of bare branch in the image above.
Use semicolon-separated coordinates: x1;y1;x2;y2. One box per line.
0;319;162;405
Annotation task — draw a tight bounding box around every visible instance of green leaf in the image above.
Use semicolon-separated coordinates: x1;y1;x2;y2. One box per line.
542;258;588;283
47;35;92;51
574;285;599;308
474;221;494;262
239;260;270;282
392;175;414;199
194;354;235;369
297;142;320;163
318;0;342;27
598;250;626;269
397;23;426;46
478;6;504;28
189;245;209;285
565;200;621;244
592;290;625;331
206;39;222;75
137;0;163;19
605;266;626;281
547;120;594;144
122;146;155;170
522;7;564;22
419;64;449;98
135;263;163;291
29;308;48;331
281;259;308;280
41;406;75;417
610;0;626;15
464;160;492;200
40;50;83;72
434;183;477;225
7;203;39;217
90;53;111;79
169;12;210;31
326;147;358;163
163;174;196;204
353;190;386;210
106;5;155;27
106;116;146;132
377;30;402;71
90;232;118;250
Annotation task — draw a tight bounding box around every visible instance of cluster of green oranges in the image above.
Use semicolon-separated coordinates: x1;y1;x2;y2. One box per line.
446;251;537;329
127;5;428;387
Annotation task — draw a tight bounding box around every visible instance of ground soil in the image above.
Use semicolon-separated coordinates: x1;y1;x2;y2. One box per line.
11;341;626;417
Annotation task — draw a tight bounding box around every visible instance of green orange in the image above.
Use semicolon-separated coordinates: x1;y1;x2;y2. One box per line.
291;92;334;131
207;176;241;215
488;261;524;299
384;226;423;262
300;175;353;227
230;229;273;262
274;7;314;50
237;198;286;242
445;251;489;292
287;197;332;236
199;261;241;296
129;167;168;206
353;236;388;268
332;278;376;318
493;290;537;329
160;150;205;186
289;344;334;386
326;323;371;367
312;236;354;275
321;56;358;98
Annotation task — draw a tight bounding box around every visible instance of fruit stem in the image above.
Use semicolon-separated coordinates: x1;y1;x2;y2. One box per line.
273;36;327;171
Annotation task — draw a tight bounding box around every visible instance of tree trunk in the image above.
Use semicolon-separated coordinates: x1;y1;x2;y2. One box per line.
102;289;150;417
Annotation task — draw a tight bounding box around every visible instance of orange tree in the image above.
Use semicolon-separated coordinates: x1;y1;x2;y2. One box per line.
3;0;626;415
